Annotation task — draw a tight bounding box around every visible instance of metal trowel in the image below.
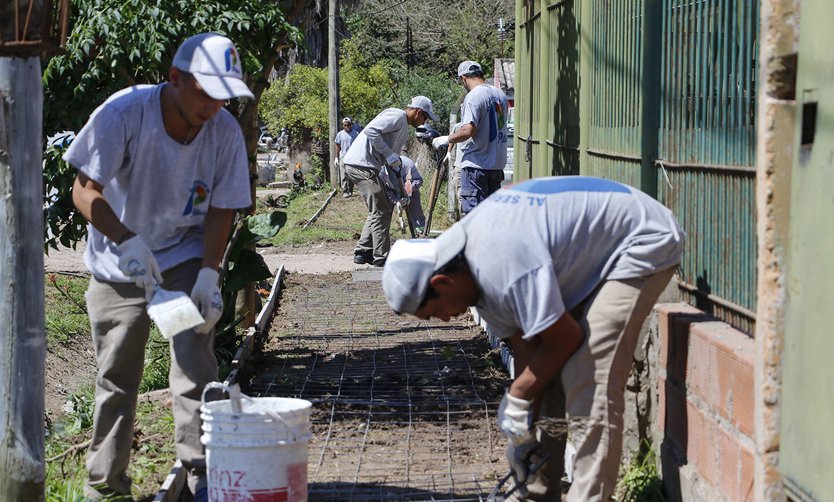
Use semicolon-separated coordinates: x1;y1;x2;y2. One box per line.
147;285;204;339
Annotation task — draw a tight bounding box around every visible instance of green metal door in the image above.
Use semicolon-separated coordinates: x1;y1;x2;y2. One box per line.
780;0;834;499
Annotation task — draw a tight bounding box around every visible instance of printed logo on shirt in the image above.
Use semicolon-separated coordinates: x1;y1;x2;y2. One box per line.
183;181;210;217
225;47;241;74
488;98;505;143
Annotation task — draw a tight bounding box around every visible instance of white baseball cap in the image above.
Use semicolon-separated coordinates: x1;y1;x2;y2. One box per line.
407;95;438;121
173;33;254;100
457;60;483;79
382;224;467;314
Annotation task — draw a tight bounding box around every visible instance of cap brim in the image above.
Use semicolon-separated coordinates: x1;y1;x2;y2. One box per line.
193;72;254;100
433;223;466;272
426;110;438;121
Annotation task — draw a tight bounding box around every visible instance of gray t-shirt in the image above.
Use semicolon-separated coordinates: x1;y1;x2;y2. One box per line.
335;129;358;158
458;83;509;171
461;176;684;340
64;84;251;282
343;108;409;172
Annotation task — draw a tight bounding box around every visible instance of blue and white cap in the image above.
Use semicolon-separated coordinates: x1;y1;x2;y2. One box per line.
173;33;254;100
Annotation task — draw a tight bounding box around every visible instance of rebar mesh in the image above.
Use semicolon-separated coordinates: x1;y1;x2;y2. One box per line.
247;272;511;501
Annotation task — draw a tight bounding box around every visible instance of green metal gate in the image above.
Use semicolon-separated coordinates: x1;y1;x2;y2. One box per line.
515;0;759;333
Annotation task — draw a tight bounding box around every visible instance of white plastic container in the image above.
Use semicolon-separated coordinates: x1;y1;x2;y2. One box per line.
201;383;312;502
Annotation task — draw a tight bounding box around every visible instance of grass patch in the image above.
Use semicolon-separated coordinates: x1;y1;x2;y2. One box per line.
45;273;90;345
615;443;666;502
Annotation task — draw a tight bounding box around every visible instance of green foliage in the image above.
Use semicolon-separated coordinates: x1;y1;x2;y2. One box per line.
259;41;395;147
261;64;328;145
58;386;96;436
342;0;515;76
383;64;461;133
43;141;88;252
616;445;666;502
44;273;89;345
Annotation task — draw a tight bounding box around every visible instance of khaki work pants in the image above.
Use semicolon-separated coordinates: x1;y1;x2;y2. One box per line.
515;267;675;502
346;164;393;264
84;258;217;500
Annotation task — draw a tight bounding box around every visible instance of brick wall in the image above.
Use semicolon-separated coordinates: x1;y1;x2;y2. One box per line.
654;303;756;502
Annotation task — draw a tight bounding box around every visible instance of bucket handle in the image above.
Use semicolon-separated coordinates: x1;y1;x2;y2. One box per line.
201;382;299;442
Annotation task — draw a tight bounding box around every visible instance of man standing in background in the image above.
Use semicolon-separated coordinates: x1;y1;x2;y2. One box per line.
343;96;437;266
334;116;358;197
433;61;509;215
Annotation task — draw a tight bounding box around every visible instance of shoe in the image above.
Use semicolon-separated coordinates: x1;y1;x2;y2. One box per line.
353;253;372;265
372;259;386;267
342;191;353;198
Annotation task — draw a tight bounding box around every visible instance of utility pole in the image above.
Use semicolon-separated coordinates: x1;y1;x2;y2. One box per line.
328;0;340;185
0;56;46;501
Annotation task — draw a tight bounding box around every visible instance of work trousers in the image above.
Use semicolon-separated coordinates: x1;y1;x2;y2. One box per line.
84;258;218;500
460;166;504;215
515;267;675;502
339;154;354;194
345;164;393;264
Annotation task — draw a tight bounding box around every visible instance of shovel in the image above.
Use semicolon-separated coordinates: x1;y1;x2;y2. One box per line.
147;284;205;339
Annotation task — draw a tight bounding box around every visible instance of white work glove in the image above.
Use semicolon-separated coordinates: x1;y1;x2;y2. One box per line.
333;157;340;169
498;391;538;483
386;153;402;169
190;267;223;335
432;135;450;149
117;235;163;300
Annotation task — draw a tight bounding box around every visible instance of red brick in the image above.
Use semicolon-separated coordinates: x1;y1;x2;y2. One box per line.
687;322;755;437
687;402;720;486
718;427;756;501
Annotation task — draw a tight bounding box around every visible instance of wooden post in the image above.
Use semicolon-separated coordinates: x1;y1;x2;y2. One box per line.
0;56;46;501
327;0;340;186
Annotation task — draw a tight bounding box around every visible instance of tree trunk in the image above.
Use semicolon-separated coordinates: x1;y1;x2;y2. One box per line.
0;56;46;501
328;0;340;186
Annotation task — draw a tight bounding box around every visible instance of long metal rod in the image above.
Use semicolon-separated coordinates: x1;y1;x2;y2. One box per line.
654;158;756;173
301;188;338;230
676;278;757;320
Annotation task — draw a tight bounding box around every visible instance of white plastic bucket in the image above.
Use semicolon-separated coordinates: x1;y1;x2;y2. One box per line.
201;383;312;502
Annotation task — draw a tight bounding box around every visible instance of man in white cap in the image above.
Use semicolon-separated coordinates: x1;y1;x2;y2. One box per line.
65;32;254;501
334;116;359;197
432;60;509;215
381;176;684;501
343;96;437;266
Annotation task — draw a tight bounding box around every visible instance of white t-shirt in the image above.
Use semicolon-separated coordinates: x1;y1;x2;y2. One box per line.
64;84;251;282
461;176;684;340
342;108;409;172
335;129;358;158
458;83;509;171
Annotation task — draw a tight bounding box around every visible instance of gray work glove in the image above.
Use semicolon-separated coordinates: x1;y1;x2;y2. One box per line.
386;153;402;170
117;235;163;301
190;267;223;334
432;135;450;150
498;391;537;483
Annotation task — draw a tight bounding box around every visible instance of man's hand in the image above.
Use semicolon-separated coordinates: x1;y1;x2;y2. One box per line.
432;135;450;150
507;438;539;485
386;153;402;170
333;157;340;169
498;391;534;442
117;235;162;299
190;268;223;334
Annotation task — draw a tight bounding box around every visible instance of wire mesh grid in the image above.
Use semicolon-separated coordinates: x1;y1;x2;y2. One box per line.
247;273;511;501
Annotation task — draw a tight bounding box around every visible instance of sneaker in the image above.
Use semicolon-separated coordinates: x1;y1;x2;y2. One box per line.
372;259;386;267
342;191;353;198
353;253;372;265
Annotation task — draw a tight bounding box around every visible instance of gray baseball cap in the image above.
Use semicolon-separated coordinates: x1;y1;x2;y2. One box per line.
381;224;467;314
407;95;438;121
